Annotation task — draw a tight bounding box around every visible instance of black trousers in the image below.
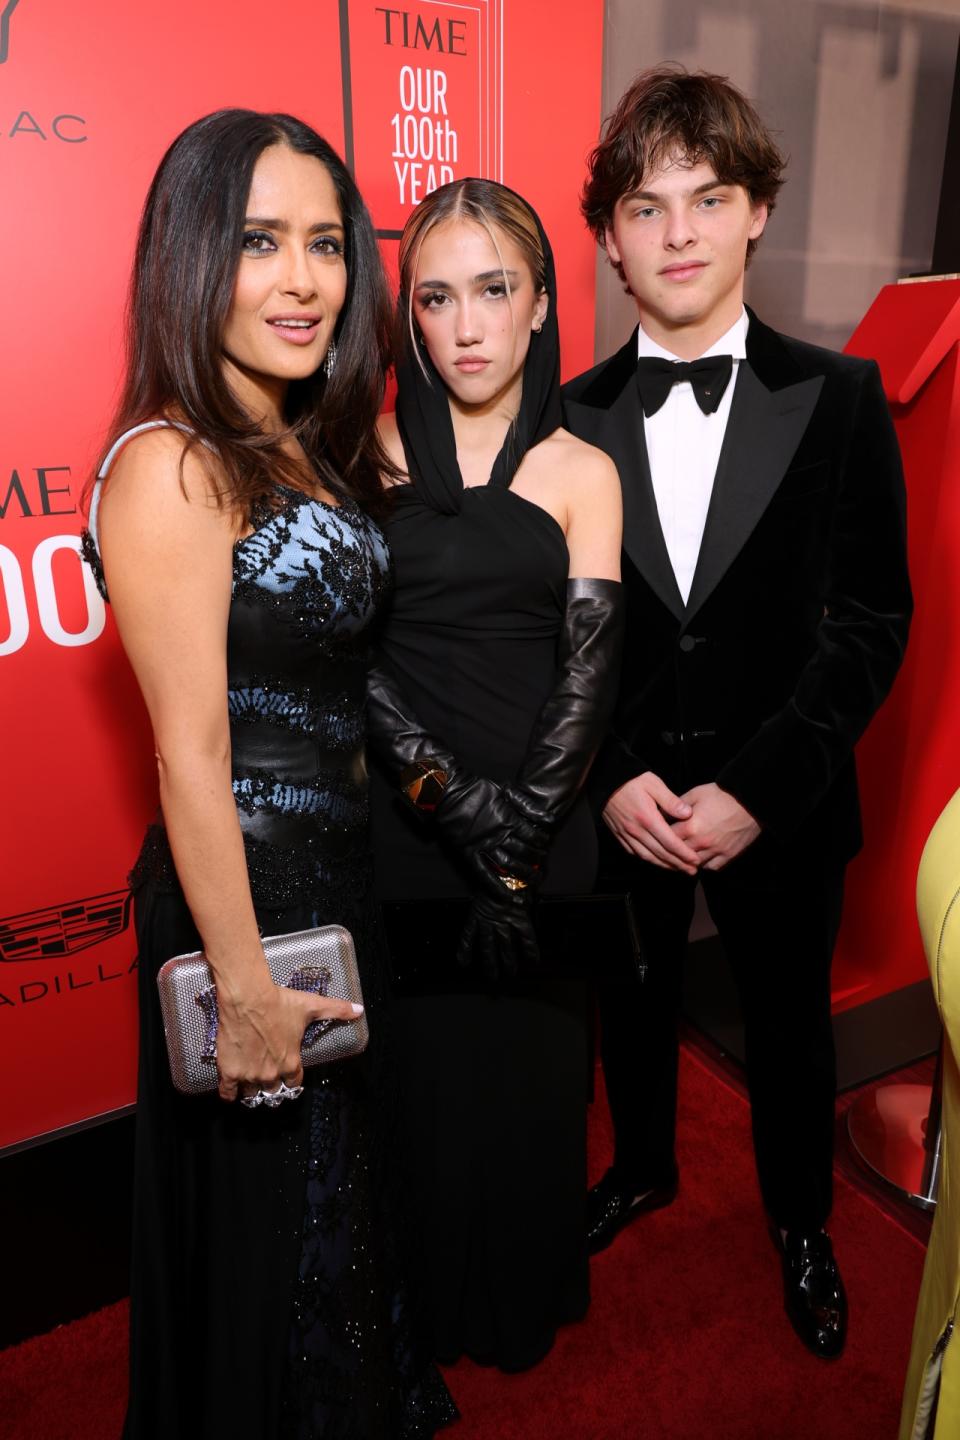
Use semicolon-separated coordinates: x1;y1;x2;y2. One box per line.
597;831;845;1233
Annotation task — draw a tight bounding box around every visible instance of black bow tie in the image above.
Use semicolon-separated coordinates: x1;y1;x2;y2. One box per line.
635;355;734;418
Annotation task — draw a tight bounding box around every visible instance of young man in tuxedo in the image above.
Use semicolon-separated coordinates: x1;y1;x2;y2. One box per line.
562;67;911;1358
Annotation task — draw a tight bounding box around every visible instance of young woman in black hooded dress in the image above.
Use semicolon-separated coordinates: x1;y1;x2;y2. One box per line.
367;179;624;1371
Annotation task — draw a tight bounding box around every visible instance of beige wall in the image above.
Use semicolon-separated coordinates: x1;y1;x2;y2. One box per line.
595;0;960;359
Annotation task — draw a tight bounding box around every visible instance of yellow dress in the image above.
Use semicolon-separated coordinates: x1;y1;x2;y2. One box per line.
900;789;960;1439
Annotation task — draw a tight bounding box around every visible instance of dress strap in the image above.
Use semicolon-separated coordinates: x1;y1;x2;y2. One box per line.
97;419;190;479
89;419;190;549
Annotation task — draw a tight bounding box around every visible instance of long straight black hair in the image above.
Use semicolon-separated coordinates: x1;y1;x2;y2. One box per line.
91;109;395;519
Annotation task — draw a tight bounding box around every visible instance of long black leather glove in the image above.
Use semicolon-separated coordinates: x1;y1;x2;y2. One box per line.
366;658;548;879
456;579;623;981
486;577;624;873
368;579;622;982
455;885;539;981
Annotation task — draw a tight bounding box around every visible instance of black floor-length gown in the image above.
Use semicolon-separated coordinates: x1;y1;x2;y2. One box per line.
370;214;593;1372
371;486;594;1372
84;422;458;1440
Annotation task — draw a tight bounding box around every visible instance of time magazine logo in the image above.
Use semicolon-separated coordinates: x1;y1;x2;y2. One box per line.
344;0;503;234
0;466;105;655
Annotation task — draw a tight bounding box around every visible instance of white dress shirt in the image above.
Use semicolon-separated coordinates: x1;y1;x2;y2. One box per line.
638;309;749;605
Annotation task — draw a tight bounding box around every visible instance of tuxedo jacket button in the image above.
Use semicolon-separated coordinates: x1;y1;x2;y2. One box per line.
660;730;676;746
679;635;697;653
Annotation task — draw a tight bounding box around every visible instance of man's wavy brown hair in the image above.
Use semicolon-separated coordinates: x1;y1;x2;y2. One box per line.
582;65;786;278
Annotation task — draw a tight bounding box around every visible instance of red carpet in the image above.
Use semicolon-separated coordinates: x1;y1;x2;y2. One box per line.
0;1047;925;1440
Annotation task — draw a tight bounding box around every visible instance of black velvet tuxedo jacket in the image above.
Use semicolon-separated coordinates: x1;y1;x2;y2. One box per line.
562;309;912;864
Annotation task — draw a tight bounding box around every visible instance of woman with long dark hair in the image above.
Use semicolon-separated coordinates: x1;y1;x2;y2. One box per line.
82;110;456;1439
367;179;623;1370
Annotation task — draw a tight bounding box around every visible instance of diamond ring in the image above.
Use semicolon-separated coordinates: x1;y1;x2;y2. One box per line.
241;1080;304;1110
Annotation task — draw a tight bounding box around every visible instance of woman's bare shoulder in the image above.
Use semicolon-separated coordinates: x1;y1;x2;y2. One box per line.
103;424;219;504
98;423;234;551
533;427;620;490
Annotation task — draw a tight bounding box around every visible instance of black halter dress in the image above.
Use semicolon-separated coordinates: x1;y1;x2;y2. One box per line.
370;214;593;1371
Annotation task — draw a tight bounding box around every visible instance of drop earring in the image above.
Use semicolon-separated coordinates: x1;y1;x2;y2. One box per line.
325;342;337;378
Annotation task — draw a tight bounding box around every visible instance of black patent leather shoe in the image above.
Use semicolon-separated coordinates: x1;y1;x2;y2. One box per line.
773;1227;847;1359
586;1167;678;1255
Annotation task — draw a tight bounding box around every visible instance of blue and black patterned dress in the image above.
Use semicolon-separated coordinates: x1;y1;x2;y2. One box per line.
84;422;457;1440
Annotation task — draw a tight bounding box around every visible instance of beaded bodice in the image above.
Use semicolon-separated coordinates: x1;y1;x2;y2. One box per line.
224;491;390;908
82;429;391;912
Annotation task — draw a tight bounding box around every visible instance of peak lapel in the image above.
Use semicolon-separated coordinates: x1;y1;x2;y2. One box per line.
564;349;685;622
683;361;824;624
608;381;686;620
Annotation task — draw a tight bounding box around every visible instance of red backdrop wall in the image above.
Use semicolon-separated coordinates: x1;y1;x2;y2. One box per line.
0;0;604;1151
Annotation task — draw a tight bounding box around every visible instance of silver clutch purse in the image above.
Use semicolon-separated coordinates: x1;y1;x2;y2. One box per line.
156;924;369;1095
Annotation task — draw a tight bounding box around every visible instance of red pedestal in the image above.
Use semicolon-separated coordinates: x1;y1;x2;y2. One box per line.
835;281;960;1011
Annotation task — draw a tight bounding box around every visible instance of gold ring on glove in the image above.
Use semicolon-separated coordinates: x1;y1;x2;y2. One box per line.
399;760;449;812
497;873;529;892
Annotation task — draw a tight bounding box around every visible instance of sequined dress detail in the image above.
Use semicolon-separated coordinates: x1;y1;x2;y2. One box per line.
84;422;457;1440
